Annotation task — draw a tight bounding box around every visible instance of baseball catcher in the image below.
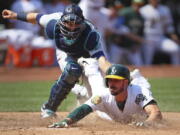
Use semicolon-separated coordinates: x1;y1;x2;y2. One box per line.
2;4;111;118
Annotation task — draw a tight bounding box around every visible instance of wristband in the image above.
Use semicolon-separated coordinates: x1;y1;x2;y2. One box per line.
17;12;27;21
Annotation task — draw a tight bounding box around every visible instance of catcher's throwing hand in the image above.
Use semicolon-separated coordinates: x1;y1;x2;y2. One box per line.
2;9;17;19
48;119;69;128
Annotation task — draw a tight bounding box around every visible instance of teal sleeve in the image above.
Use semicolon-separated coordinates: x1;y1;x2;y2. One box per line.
67;104;93;123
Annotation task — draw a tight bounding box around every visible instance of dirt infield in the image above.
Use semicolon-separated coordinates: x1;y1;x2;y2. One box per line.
0;112;180;135
0;65;180;135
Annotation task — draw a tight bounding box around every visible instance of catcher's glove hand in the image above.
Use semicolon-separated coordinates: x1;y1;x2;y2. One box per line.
48;119;69;128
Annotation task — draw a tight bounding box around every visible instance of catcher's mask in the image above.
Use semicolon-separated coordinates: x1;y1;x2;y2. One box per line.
59;4;85;40
105;64;130;87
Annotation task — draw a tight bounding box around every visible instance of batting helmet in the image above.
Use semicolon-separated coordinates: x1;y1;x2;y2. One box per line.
58;4;85;40
105;64;130;87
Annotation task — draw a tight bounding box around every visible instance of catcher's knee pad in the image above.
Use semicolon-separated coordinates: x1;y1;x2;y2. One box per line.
46;62;82;111
61;62;83;85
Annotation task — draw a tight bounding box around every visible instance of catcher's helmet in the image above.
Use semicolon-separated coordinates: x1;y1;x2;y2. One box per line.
59;4;85;39
105;64;130;87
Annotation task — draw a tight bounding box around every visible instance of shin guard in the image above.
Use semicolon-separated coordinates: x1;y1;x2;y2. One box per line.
45;62;82;111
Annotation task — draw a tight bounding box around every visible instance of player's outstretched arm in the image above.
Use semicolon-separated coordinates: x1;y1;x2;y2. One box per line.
144;104;162;123
129;103;162;127
2;9;38;24
48;104;93;128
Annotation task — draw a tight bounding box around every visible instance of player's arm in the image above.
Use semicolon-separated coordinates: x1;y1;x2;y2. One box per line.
48;104;93;128
132;86;163;127
98;56;111;74
143;101;162;122
138;87;162;122
85;31;111;74
107;19;145;44
2;9;60;26
131;100;162;127
2;9;38;24
124;32;145;44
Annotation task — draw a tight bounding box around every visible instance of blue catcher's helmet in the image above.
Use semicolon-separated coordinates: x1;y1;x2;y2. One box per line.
59;4;85;40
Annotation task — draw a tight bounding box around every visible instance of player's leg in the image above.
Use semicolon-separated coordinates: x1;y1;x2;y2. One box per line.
142;40;156;65
109;43;123;63
71;77;90;106
130;69;151;89
71;57;106;106
78;57;107;96
41;50;83;118
127;47;143;66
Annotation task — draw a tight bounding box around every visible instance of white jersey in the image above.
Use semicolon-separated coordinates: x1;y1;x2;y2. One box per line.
140;4;174;41
139;4;179;65
85;84;154;122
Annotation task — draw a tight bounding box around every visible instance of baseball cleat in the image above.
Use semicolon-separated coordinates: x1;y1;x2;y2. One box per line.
41;104;57;119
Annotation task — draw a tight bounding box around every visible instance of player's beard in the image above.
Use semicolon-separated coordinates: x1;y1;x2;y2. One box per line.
110;86;125;96
109;81;128;96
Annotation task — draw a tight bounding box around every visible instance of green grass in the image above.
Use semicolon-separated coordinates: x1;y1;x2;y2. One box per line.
0;81;76;112
149;78;180;112
0;78;180;112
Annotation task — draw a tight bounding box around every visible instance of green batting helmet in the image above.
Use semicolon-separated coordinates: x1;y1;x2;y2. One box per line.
105;64;130;87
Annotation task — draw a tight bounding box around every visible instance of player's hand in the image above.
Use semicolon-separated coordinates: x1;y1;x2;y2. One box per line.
2;9;17;19
129;121;149;128
48;119;69;128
